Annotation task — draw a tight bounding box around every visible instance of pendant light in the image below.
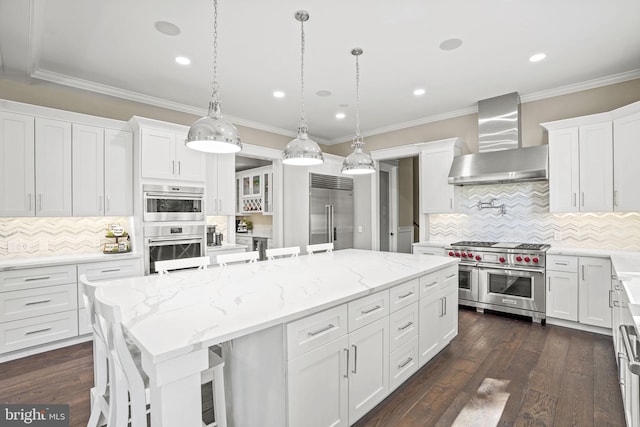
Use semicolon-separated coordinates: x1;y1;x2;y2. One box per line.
186;0;241;153
282;10;324;166
342;48;375;175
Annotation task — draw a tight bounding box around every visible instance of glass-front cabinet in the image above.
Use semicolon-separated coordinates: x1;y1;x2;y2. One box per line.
236;166;273;215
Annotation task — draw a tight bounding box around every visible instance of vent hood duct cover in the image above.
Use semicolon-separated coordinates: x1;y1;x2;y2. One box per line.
448;92;548;185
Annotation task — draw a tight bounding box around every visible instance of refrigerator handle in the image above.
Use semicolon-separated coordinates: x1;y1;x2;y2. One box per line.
325;205;332;243
330;205;335;243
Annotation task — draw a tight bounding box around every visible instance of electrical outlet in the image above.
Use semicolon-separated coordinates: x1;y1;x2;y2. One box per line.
358;225;363;233
8;239;29;253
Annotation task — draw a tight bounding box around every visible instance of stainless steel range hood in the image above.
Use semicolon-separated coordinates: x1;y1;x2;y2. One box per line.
448;92;548;185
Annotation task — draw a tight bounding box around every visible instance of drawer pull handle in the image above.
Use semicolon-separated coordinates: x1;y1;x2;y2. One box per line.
427;281;438;288
398;291;414;299
25;328;52;335
25;276;51;282
445;274;456;279
398;357;413;368
101;269;121;273
399;321;413;331
352;344;358;374
361;305;381;315
25;299;52;306
308;323;335;337
555;262;568;266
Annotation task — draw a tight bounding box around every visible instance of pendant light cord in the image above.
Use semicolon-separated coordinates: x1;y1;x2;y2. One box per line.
211;0;220;106
299;17;307;133
355;53;361;139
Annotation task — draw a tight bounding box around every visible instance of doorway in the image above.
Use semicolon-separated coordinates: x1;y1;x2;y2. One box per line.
378;161;398;252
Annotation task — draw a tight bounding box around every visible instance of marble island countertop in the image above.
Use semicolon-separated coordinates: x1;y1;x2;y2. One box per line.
96;249;458;364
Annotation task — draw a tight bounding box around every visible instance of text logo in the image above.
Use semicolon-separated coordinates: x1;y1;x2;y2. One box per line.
0;405;69;426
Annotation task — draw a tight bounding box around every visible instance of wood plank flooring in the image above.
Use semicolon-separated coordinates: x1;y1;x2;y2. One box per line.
0;308;625;427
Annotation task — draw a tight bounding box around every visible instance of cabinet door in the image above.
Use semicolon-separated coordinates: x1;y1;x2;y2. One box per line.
35;118;72;216
613;112;640;211
421;148;455;213
546;271;578;321
288;335;349;427
548;128;580;212
579;257;612;328
210;153;235;215
141;128;175;180
72;124;104;216
418;291;441;366
348;317;389;424
0;112;35;216
579;122;613;212
175;133;206;182
441;283;458;344
104;129;133;215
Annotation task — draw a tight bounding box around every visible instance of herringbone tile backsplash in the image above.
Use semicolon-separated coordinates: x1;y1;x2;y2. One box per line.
0;216;131;258
429;182;640;250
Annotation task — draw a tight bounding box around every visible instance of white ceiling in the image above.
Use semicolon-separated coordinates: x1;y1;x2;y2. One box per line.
1;0;639;144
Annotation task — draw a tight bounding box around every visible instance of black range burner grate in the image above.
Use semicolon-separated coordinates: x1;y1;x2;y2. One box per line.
450;241;498;247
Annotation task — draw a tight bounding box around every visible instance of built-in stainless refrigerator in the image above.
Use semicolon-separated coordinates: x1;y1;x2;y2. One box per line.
309;173;354;250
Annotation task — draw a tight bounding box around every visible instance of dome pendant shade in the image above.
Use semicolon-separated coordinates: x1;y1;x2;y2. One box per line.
282;129;324;166
342;141;375;175
186;101;241;153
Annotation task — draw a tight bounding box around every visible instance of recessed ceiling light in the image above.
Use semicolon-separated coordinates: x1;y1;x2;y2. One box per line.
439;38;463;51
175;56;191;65
155;21;181;36
413;88;426;96
273;91;285;98
316;90;332;97
335;112;346;119
529;53;547;62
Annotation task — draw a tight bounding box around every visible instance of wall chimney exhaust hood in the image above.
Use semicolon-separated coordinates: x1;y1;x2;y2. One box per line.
448;92;548;185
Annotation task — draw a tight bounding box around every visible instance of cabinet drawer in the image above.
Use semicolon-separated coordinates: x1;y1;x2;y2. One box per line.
389;302;418;352
389;279;419;313
78;307;91;336
547;255;578;272
0;310;78;354
287;304;348;360
389;335;419;392
0;283;77;323
413;247;444;256
0;265;76;293
419;271;441;299
348;290;389;332
77;259;142;308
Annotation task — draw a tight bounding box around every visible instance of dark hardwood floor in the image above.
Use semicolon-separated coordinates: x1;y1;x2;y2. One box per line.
0;308;625;427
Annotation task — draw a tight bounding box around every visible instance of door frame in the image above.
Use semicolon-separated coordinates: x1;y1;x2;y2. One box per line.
377;161;398;252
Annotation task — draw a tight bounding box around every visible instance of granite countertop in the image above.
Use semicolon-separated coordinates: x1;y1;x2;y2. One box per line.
0;251;143;271
96;249;459;364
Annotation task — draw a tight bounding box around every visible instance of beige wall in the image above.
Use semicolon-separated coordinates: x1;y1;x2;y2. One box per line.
398;157;413;227
326;78;640;156
0;78;292;149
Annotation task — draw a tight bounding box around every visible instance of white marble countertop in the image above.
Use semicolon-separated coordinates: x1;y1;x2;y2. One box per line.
0;251;143;271
96;249;458;364
235;230;272;239
412;241;449;248
206;244;248;252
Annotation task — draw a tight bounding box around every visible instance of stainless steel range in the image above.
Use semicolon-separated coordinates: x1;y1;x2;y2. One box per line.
445;241;550;323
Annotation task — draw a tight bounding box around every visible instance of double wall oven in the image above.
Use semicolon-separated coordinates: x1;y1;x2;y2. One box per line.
445;241;549;323
142;184;206;274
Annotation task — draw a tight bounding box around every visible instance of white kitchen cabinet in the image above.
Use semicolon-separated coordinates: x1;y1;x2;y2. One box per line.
613;109;640;211
35;118;72;216
579;257;612;328
235;165;273;214
347;316;389;424
546;270;579;322
418;266;458;366
206;153;235;215
544;119;613;212
420;139;463;214
412;243;445;257
72;124;104;216
104;128;133;215
140;127;205;182
0;112;35;216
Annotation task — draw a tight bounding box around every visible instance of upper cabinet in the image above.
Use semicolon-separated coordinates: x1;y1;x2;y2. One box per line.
543;116;613;212
612;104;640;211
236;165;273;215
139;126;205;183
35;118;73;216
206;153;235;216
0;112;35;216
420;138;463;214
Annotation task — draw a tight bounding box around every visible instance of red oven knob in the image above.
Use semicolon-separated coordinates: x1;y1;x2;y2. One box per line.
455;252;461;257
499;257;506;263
461;253;467;258
448;251;454;257
516;256;522;262
532;257;539;263
468;252;473;258
475;255;481;261
524;257;531;263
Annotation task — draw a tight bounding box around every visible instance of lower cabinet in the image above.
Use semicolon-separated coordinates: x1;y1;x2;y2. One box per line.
546;270;579;321
286;265;457;427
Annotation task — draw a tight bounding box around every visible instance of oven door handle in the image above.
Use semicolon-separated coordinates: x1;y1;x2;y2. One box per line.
620;324;640;376
147;238;203;246
479;265;544;274
145;193;204;200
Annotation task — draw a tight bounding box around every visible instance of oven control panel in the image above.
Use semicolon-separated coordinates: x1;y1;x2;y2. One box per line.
446;248;545;268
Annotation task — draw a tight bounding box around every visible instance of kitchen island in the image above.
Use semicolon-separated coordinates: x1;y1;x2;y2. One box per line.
96;249;458;426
